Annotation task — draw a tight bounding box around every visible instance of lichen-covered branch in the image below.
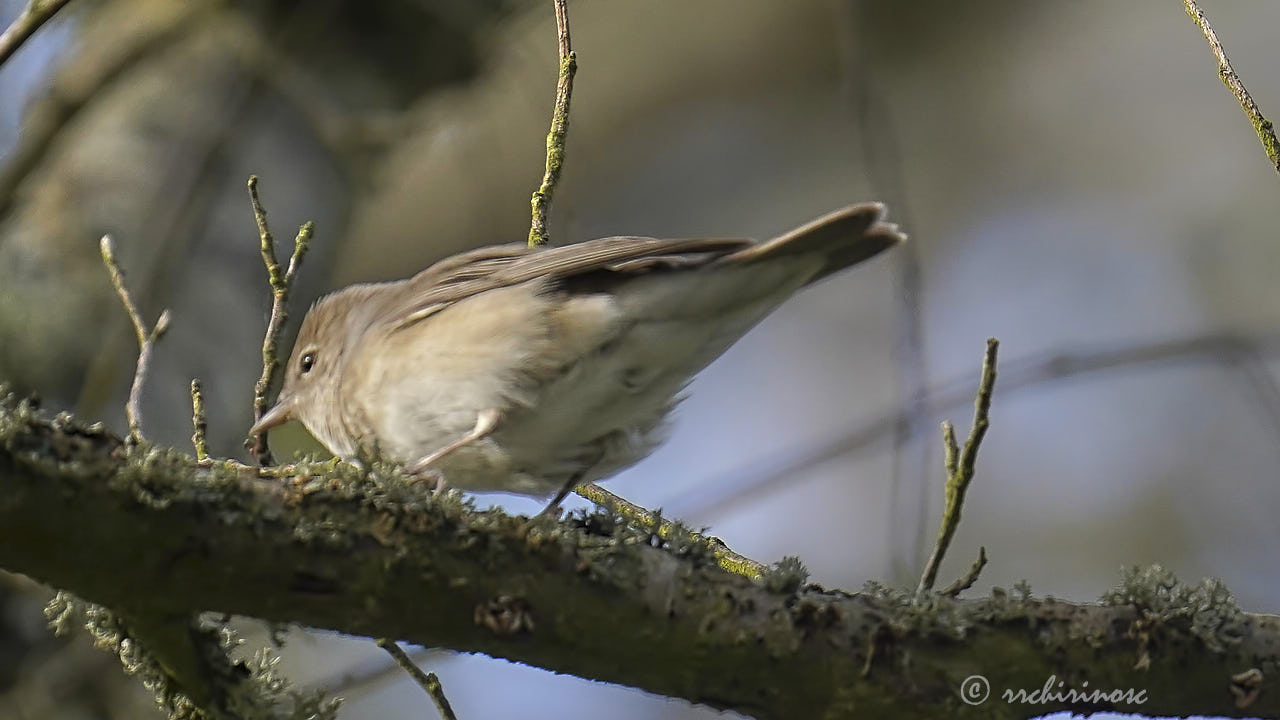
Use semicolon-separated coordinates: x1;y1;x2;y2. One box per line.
191;379;210;463
574;481;768;580
44;592;339;720
918;339;998;595
1183;0;1280;177
245;176;312;466
527;0;577;247
940;546;988;598
1;397;1277;719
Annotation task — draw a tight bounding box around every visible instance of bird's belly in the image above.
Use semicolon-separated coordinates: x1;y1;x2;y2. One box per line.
358;375;669;498
436;388;674;498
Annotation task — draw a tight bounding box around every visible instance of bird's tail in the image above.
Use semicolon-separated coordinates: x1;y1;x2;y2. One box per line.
717;202;905;283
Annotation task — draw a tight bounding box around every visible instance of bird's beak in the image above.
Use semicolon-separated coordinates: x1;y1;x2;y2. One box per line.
250;397;294;435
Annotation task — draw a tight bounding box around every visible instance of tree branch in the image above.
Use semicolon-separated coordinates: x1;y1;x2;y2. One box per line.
2;397;1277;719
0;0;73;66
527;0;576;247
245;176;312;466
98;235;170;445
1183;0;1280;177
191;378;210;464
918;339;997;595
574;481;768;580
376;640;457;720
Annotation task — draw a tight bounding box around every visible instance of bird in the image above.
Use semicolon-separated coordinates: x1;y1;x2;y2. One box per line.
250;203;903;508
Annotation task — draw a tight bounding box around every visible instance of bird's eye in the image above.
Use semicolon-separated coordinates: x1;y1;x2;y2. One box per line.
299;351;316;374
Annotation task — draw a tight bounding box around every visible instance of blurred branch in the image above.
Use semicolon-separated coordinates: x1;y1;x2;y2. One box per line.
376;640;457;720
44;593;340;720
918;339;997;595
0;2;204;218
527;0;576;247
1183;0;1280;177
841;0;932;583
217;10;404;181
0;0;72;66
98;235;170;445
246;176;312;466
2;399;1279;719
665;331;1280;521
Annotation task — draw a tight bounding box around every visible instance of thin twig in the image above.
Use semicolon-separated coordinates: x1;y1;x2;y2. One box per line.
917;338;998;595
0;0;73;66
375;639;458;720
190;379;209;463
245;175;312;466
940;546;987;597
1183;0;1280;176
307;646;446;701
99;236;170;445
527;0;576;247
941;421;958;484
574;482;768;580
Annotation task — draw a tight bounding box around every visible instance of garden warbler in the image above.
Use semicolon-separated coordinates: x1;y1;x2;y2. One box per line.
250;203;903;506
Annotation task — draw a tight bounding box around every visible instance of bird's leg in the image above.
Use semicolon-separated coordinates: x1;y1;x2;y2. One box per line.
536;468;588;518
406;408;502;489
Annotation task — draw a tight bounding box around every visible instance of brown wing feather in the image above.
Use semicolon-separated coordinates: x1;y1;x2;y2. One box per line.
382;203;902;333
386;236;752;331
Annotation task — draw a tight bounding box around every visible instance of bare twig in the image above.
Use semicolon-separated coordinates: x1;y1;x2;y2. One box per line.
99;236;170;445
527;0;577;247
0;0;73;66
246;175;312;466
917;338;998;595
1183;0;1280;176
307;646;447;701
940;546;988;597
574;482;768;580
190;379;209;463
375;639;458;720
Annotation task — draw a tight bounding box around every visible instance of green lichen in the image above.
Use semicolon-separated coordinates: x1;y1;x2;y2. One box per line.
762;556;809;594
43;592;340;720
1101;564;1245;653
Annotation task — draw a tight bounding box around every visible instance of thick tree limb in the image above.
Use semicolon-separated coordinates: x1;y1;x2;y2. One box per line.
1;400;1277;719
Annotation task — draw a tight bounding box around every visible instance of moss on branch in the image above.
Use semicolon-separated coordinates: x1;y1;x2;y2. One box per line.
1;395;1278;719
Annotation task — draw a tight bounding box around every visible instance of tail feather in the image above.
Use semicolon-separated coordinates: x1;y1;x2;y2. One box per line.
717;202;905;283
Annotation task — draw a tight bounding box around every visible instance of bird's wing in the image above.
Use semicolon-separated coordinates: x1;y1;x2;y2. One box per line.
382;202;903;332
384;237;752;331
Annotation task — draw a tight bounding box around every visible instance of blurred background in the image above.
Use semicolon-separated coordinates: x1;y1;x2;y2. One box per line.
1;0;1278;718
